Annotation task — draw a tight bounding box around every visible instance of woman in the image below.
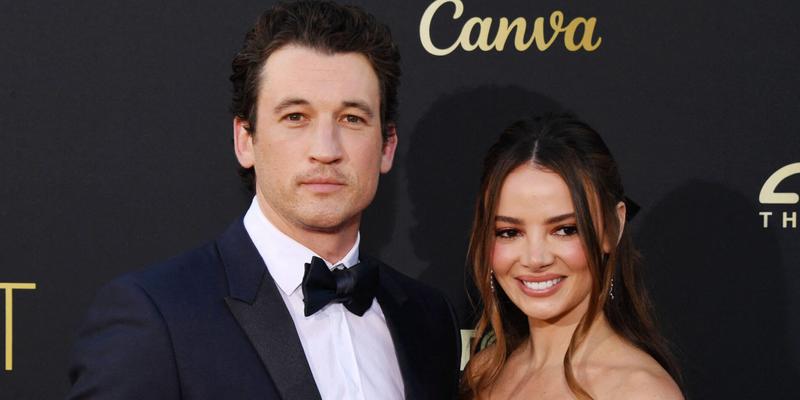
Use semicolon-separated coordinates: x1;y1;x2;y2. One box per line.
462;114;683;399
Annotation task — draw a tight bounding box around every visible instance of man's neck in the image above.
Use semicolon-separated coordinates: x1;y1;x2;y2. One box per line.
255;196;360;263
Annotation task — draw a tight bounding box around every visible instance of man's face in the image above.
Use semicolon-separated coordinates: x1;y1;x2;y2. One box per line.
235;45;397;234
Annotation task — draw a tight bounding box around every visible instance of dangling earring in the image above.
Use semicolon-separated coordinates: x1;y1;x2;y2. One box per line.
603;252;615;300
609;276;615;300
489;270;496;293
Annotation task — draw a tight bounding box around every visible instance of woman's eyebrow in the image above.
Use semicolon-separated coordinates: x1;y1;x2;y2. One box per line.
545;212;576;224
495;215;522;224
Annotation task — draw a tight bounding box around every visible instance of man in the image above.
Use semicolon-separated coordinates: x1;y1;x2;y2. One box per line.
67;1;460;399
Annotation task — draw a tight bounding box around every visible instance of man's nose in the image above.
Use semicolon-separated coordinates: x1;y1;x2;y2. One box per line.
308;118;343;164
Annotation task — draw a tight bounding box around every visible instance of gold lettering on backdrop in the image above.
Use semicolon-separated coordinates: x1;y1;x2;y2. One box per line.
759;162;800;204
761;211;799;229
419;0;602;56
494;17;532;51
783;212;797;228
760;211;772;228
1;283;36;371
420;0;463;56
758;162;800;229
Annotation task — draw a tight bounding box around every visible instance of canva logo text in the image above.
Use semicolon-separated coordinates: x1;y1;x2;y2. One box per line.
420;0;601;56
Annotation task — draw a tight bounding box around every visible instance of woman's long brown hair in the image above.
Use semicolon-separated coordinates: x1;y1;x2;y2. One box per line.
461;114;682;399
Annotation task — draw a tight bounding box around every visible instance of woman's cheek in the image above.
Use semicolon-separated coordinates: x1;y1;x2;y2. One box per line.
561;241;589;272
491;241;516;274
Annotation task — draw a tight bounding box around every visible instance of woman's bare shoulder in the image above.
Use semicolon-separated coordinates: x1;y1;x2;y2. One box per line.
608;366;684;400
590;340;684;400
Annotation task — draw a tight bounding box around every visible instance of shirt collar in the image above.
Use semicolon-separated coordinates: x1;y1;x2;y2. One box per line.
242;197;360;296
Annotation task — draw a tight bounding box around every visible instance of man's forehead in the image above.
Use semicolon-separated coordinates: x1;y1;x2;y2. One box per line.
258;45;380;103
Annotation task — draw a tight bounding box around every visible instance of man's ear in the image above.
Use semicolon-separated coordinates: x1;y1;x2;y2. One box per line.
233;117;255;169
380;123;398;174
603;201;627;253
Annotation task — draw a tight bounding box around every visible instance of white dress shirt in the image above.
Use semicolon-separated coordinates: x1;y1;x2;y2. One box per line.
243;198;405;400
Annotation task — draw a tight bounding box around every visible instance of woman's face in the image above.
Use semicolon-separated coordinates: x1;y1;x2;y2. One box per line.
491;164;593;325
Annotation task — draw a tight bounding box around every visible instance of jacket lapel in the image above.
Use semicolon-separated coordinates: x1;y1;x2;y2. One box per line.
371;259;425;400
218;218;321;400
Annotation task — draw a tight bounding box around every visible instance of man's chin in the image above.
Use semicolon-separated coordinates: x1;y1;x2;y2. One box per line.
295;212;359;233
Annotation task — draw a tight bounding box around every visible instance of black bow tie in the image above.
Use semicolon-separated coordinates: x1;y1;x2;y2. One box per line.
301;256;378;317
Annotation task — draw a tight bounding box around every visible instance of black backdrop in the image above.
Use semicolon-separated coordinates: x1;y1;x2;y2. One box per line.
2;1;799;399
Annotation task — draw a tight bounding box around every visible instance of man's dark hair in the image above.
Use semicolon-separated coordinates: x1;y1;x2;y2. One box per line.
230;0;402;191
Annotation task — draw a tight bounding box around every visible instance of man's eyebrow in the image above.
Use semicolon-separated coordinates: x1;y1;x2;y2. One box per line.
495;215;522;224
273;98;309;114
342;100;375;119
545;212;576;224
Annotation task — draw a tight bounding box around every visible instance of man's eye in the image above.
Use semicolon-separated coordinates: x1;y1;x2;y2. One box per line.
342;114;364;124
495;228;520;239
554;226;578;236
284;113;304;122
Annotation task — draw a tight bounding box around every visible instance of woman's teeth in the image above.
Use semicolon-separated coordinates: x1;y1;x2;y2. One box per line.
522;277;563;290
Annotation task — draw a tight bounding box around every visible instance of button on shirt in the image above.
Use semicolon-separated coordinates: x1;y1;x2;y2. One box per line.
243;198;405;400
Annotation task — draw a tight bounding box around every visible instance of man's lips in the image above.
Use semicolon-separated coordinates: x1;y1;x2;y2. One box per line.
301;178;345;185
300;179;346;193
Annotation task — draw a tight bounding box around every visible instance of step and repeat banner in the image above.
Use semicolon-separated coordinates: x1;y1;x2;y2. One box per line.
2;0;799;398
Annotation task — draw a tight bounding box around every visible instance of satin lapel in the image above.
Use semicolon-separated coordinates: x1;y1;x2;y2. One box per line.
218;218;321;400
225;284;321;400
373;262;424;400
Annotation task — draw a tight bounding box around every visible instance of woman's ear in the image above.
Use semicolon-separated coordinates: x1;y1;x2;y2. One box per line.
615;201;626;244
603;201;627;253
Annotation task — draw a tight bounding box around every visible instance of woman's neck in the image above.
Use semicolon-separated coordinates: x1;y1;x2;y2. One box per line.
525;300;614;370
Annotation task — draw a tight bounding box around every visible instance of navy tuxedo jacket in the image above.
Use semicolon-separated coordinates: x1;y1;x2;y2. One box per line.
67;218;460;399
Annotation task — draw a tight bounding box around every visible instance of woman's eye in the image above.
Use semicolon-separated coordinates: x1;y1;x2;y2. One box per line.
554;226;578;236
495;228;520;239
